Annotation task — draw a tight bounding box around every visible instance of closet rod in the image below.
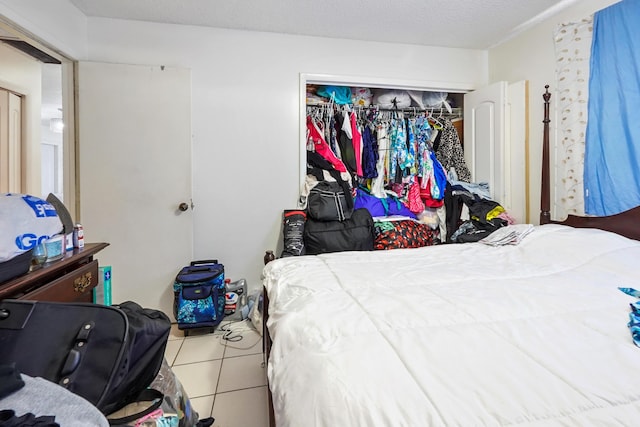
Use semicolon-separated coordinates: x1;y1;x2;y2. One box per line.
306;104;463;117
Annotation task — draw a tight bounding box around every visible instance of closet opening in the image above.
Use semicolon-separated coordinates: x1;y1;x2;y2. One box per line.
299;74;528;242
299;74;479;243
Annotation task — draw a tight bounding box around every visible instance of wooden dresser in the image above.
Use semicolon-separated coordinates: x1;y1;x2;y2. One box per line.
0;243;109;303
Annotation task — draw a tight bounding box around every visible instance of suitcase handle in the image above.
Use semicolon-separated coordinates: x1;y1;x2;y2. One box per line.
190;259;218;266
188;266;213;272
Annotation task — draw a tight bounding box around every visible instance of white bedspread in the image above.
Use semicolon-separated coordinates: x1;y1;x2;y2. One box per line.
263;225;640;426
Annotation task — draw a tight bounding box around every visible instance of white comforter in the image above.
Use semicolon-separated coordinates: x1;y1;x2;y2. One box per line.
263;225;640;427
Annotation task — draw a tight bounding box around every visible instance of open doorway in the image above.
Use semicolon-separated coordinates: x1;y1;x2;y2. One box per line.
40;63;64;201
0;20;76;214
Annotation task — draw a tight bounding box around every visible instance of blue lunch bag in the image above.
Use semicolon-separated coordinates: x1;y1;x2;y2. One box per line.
173;260;225;335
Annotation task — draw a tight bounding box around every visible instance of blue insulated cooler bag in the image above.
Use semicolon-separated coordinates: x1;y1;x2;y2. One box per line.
173;260;225;336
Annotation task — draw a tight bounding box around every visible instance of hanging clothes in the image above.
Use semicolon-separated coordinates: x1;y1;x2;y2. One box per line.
371;123;389;198
434;118;472;183
305;102;473;240
414;116;433;181
430;151;447;200
361;124;378;179
306;116;347;173
407;181;426;213
341;110;353;139
328;114;341;160
388;118;408;184
335;112;357;177
405;118;417;176
350;112;364;177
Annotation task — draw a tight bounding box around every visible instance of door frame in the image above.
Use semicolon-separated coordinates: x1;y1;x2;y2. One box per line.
0;18;76;213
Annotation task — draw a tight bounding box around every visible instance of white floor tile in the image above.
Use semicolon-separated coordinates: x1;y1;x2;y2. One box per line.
174;334;226;365
168;323;184;340
217;353;267;393
190;394;214;419
171;360;222;398
164;339;183;366
212;387;269;427
223;329;263;358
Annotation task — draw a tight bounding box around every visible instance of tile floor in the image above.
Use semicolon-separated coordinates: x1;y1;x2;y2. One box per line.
164;320;270;427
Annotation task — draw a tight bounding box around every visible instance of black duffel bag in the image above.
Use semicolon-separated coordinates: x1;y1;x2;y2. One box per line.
304;208;374;254
0;299;171;416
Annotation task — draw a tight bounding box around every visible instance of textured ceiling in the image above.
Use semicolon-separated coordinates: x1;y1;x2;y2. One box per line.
68;0;578;49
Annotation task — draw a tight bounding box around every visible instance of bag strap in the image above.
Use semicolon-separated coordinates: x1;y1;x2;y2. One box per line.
107;388;164;426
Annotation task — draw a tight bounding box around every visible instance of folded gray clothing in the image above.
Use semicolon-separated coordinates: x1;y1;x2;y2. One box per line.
0;375;108;427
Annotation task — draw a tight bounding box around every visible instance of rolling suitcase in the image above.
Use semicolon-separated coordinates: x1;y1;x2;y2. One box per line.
173;260;225;336
0;299;171;415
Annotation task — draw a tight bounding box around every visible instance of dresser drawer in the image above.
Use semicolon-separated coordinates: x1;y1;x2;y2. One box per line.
19;260;99;303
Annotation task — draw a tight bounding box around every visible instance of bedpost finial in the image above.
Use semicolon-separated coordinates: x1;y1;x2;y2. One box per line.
543;85;551;102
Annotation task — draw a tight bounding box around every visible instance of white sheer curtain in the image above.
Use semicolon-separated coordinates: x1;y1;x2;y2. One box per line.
552;17;593;218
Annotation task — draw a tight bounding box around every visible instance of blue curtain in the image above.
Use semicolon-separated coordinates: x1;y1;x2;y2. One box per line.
584;0;640;216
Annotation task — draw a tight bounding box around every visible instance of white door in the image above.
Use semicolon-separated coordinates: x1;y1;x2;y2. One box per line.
464;81;527;224
506;81;528;224
77;62;192;318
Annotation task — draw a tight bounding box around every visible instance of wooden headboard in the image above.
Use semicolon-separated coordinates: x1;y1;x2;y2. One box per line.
539;85;640;241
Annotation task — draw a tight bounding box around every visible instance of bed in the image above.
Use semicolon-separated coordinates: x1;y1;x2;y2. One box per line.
263;86;640;426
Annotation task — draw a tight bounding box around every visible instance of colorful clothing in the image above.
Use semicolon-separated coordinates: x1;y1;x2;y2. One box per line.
307;116;347;173
389;118;408;184
435;118;471;182
351;112;363;177
361;124;378;179
371;123;389;198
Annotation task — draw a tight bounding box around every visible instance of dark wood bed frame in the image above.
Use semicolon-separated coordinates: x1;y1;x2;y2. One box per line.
539;85;640;240
263;85;640;427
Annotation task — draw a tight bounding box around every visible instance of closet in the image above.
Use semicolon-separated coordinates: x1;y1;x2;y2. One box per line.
301;79;528;230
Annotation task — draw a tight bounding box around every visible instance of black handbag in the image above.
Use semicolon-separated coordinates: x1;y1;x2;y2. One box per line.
0;299;170;415
304;208;375;254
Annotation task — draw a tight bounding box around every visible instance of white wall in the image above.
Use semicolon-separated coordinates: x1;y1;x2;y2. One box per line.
0;0;87;59
84;18;488;291
488;0;620;223
5;0;613;292
0;43;42;194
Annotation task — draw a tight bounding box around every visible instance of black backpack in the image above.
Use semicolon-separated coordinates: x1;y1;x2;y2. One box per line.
102;301;171;415
0;299;171;416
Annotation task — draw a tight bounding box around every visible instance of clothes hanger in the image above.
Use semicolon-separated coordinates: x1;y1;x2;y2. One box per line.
427;109;443;129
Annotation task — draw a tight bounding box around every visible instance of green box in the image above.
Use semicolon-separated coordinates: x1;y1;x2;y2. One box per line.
93;266;112;306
